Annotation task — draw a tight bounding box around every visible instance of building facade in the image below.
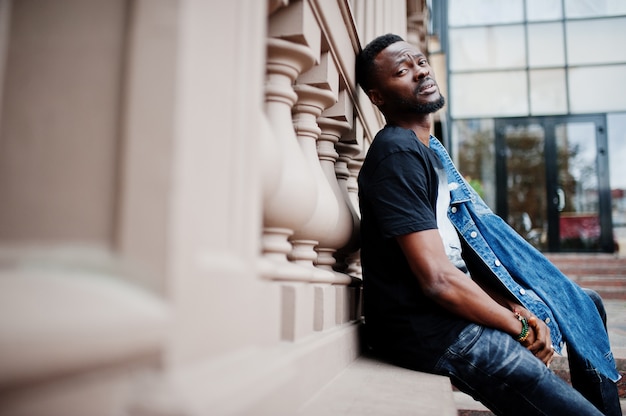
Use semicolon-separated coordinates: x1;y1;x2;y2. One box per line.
445;0;626;253
0;1;437;415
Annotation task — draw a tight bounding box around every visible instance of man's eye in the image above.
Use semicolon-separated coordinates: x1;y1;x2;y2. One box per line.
419;59;428;65
397;68;408;75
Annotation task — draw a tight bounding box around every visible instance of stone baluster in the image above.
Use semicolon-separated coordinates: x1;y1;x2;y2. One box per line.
264;0;333;341
289;84;338;283
316;116;355;326
335;140;362;275
316;116;353;277
346;143;365;279
347;149;364;220
257;110;283;280
261;37;317;282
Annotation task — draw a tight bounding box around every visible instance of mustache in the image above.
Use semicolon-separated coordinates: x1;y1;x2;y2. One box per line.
414;77;436;94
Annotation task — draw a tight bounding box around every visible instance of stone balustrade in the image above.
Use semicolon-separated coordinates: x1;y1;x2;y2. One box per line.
0;0;415;414
262;0;382;343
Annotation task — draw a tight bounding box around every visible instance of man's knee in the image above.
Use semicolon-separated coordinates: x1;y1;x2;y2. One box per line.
582;288;607;326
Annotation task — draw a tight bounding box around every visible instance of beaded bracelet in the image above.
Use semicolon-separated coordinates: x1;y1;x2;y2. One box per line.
515;312;530;342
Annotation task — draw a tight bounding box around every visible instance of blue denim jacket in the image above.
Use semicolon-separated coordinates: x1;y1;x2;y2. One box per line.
429;136;619;382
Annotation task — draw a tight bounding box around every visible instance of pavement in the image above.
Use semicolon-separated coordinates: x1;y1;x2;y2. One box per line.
606;299;626;360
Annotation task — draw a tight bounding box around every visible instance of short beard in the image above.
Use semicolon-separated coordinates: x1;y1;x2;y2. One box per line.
403;94;446;114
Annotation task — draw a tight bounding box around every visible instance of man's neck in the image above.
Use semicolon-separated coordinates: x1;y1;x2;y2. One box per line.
386;114;432;146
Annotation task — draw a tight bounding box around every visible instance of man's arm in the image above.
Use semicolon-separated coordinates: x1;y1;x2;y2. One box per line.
473;276;554;362
397;229;554;364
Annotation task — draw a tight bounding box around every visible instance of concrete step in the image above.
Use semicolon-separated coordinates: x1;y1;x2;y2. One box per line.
297;355;457;416
545;253;626;300
545;253;626;275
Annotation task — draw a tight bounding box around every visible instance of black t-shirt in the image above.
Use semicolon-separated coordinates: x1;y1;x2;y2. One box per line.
357;126;468;371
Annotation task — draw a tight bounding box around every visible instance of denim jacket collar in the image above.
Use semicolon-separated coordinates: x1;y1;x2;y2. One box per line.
429;137;472;204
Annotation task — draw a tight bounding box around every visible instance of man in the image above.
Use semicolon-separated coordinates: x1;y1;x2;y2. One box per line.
356;33;621;416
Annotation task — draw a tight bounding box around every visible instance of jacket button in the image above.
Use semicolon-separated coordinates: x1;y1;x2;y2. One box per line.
494;259;501;267
519;288;526;295
545;317;551;324
470;231;477;238
451;207;457;213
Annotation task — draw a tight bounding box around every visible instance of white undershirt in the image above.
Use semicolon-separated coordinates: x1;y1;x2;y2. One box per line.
435;167;467;271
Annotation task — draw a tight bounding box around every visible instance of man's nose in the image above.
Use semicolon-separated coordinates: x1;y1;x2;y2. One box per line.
413;64;429;79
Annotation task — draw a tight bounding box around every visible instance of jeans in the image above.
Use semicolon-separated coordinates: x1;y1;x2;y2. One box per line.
568;289;622;416
433;289;621;415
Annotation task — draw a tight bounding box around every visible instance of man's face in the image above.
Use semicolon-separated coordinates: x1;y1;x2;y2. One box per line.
370;41;445;115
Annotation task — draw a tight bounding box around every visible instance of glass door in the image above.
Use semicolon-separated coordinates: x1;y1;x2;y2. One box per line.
495;121;548;250
495;115;613;252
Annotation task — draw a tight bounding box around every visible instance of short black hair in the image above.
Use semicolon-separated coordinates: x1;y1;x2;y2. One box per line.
356;33;404;92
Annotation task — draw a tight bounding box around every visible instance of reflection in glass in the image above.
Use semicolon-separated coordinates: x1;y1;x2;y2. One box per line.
503;124;548;250
453;119;496;210
608;113;626;228
608;113;626;190
556;122;600;250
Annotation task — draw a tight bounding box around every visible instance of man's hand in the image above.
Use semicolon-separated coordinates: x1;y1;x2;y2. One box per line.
522;316;554;366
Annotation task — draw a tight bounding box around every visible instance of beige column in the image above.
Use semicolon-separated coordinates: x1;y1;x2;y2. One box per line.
336;138;365;279
316;117;352;267
289;83;337;282
262;38;317;283
164;0;273;364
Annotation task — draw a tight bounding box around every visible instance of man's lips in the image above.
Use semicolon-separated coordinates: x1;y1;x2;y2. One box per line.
417;79;437;94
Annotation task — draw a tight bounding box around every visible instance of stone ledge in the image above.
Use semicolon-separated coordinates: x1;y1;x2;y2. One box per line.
0;265;170;388
297;355;457;416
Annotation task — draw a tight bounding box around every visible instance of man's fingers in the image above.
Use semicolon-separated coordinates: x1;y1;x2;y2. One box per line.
540;344;556;366
526;317;545;352
539;344;554;364
524;316;554;366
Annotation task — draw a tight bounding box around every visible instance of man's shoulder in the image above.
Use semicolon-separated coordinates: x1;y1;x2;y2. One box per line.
372;125;419;151
364;126;426;165
363;126;437;170
359;127;438;191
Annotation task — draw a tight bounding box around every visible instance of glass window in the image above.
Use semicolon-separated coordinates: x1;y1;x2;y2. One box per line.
565;0;626;18
448;0;524;27
452;119;497;210
529;69;567;115
608;113;626;189
527;23;565;67
608;113;626;229
450;71;528;118
555;121;601;250
567;18;626;65
450;25;526;71
526;0;563;21
568;65;626;113
501;123;549;250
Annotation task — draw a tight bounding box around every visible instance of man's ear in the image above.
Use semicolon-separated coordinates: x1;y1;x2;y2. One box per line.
367;89;384;107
